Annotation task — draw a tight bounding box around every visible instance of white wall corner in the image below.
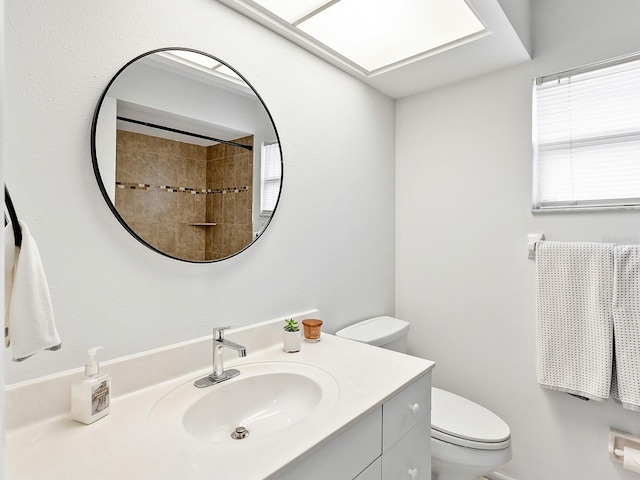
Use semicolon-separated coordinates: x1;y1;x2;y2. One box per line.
1;0;6;475
496;0;532;57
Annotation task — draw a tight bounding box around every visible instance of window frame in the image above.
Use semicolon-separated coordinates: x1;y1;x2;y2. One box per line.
532;52;640;212
260;141;282;216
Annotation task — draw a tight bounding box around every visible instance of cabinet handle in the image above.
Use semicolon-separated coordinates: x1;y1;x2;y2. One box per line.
408;403;420;415
408;468;418;479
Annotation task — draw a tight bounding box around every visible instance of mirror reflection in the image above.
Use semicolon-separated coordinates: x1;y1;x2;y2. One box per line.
91;48;282;262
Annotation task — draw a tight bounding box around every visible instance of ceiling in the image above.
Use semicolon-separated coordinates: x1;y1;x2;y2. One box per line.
217;0;531;99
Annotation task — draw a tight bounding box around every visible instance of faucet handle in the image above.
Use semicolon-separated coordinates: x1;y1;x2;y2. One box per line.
213;326;234;340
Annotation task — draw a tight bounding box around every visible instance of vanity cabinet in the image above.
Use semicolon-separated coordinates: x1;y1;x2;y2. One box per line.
5;317;436;480
277;372;431;480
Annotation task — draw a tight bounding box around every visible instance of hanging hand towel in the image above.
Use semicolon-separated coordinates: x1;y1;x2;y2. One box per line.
611;245;640;411
535;241;614;401
4;220;61;361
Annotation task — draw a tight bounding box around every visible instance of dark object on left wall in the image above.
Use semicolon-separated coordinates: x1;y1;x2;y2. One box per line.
4;184;23;247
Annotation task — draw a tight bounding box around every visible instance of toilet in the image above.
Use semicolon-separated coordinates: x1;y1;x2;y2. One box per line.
335;316;512;480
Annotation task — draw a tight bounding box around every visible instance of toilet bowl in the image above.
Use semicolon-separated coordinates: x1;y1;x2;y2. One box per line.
335;316;512;480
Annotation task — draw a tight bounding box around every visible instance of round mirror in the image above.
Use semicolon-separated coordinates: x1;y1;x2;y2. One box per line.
91;48;283;262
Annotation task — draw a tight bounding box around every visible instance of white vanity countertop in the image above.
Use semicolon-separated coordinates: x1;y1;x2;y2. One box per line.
5;316;434;480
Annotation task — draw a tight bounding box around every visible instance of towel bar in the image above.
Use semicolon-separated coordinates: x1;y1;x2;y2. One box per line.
4;184;22;247
527;233;545;259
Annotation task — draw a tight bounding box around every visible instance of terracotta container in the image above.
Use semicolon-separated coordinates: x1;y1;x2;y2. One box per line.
302;319;323;343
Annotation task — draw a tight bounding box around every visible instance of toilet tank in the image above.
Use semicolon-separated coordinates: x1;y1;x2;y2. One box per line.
335;316;410;353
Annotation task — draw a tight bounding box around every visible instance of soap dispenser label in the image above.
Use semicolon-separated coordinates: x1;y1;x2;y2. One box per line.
91;381;110;415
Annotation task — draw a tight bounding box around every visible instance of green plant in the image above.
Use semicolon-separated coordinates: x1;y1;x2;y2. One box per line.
283;319;299;332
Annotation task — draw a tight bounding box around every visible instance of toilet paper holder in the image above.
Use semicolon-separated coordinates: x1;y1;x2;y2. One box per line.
609;428;640;463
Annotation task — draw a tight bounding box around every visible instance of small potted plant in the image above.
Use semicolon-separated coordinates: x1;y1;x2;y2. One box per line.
283;319;301;353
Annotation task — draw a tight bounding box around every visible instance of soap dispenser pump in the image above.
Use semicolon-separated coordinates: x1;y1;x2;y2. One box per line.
71;346;111;424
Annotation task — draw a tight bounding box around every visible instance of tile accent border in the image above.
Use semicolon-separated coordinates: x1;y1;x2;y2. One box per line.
116;181;249;195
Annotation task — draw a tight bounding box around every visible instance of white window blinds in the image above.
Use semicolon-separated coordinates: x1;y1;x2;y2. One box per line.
260;141;282;214
533;54;640;210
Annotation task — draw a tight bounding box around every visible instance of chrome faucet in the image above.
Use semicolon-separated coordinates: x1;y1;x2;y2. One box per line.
194;326;247;388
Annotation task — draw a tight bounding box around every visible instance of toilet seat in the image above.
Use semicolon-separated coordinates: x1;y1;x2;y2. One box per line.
431;387;511;451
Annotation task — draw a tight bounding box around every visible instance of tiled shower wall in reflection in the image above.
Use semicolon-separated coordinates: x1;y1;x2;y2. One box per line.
115;131;253;261
205;136;254;260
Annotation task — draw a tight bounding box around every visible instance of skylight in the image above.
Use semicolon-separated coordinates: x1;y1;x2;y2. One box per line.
249;0;486;74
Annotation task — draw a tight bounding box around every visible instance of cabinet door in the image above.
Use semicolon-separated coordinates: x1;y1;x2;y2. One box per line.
354;458;381;480
277;407;382;480
382;418;430;480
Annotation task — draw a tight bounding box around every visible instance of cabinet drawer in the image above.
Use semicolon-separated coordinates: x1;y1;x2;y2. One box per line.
382;372;430;452
355;457;381;480
382;418;430;480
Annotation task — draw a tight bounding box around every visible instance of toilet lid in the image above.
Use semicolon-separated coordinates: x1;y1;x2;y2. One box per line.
335;316;409;346
431;388;511;449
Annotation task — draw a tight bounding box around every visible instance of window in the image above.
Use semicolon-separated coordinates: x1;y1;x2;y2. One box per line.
532;53;640;210
260;141;282;215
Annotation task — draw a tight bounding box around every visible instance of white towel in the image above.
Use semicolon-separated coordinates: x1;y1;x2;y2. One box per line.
535;241;614;401
5;220;61;361
611;245;640;411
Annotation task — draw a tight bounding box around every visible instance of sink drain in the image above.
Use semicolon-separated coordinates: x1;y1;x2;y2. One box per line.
231;426;250;440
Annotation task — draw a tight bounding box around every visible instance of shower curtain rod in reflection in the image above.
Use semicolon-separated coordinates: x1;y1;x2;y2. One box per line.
117;116;253;151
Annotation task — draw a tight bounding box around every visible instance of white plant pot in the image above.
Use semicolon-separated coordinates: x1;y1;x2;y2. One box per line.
283;330;301;353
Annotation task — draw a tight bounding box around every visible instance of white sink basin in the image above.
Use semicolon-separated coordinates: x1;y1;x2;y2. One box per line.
149;361;340;443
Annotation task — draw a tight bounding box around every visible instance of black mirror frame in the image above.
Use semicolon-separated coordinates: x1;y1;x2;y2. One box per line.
90;47;283;263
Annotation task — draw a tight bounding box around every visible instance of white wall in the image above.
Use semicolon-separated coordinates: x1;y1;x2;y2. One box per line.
3;0;396;384
1;0;5;474
396;1;640;479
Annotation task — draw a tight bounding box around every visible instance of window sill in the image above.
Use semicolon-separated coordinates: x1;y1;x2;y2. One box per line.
532;204;640;214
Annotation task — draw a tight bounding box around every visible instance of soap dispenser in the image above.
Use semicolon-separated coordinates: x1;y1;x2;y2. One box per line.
71;346;111;424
